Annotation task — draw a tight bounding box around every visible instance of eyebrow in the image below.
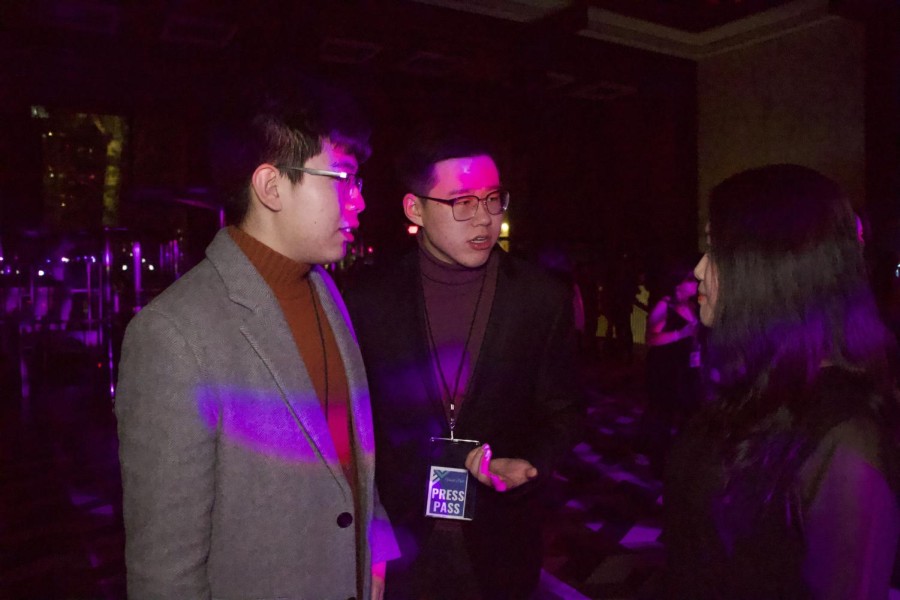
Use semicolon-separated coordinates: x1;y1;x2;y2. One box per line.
445;185;502;196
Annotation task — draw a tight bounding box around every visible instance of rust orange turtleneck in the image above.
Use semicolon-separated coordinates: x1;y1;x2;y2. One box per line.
228;226;353;476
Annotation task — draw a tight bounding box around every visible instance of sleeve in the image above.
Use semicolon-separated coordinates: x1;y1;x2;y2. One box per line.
521;287;585;479
801;419;900;600
115;308;217;599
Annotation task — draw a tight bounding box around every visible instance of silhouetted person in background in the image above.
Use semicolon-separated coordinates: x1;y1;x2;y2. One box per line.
604;247;638;363
575;261;600;358
537;244;586;352
640;259;701;478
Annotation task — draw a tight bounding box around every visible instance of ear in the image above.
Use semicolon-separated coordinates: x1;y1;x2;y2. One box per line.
250;164;282;213
403;193;424;227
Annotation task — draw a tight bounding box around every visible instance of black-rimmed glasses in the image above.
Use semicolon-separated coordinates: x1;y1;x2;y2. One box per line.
280;166;363;193
417;189;509;222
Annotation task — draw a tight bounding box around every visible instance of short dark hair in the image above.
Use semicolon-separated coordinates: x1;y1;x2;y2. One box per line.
395;125;496;195
211;73;370;225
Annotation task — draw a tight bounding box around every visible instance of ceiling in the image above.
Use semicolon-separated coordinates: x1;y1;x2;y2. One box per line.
0;0;893;110
412;0;871;59
1;0;878;59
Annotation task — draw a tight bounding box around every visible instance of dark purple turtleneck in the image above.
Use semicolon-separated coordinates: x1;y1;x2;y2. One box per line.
418;235;499;430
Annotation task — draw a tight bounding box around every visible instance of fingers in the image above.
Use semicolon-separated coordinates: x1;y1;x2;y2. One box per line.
464;446;482;474
482;445;508;492
465;445;491;487
465;445;507;491
479;444;492;477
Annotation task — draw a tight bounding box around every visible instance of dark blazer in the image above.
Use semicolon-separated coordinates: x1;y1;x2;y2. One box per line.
116;229;398;600
345;247;583;598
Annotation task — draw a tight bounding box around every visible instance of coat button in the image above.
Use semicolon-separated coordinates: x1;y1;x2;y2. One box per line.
337;512;353;528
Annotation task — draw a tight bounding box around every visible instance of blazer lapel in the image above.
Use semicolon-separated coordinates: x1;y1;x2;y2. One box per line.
308;268;374;462
454;249;508;429
207;230;350;497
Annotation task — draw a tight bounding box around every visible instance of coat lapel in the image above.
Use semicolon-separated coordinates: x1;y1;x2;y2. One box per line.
448;250;506;433
207;230;350;497
309;267;375;462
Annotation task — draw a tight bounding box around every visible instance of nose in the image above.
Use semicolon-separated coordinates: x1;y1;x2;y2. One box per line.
344;186;365;215
353;186;366;214
694;253;707;282
471;199;492;225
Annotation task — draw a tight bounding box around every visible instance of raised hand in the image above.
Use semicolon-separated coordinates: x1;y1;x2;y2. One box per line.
464;444;538;492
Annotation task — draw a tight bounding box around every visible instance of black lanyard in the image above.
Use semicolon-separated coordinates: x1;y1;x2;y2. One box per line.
423;271;488;439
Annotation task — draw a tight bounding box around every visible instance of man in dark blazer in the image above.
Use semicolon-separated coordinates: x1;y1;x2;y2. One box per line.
115;79;398;599
345;133;582;599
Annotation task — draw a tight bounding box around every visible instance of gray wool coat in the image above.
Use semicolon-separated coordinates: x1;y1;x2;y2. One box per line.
116;229;398;600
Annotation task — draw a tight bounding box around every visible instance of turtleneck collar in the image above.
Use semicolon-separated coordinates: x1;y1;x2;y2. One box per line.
417;230;492;286
229;225;311;298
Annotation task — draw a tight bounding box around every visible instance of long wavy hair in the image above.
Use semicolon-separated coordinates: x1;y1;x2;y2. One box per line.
702;164;898;531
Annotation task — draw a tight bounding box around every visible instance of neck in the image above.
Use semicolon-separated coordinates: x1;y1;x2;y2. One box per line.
417;231;489;272
229;226;311;294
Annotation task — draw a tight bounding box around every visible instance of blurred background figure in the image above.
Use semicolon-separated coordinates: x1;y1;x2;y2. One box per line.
538;244;588;357
666;164;900;598
640;257;701;478
574;260;601;359
604;247;639;364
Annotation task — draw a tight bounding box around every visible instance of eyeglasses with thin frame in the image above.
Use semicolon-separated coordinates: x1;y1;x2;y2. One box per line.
279;166;363;193
416;189;510;222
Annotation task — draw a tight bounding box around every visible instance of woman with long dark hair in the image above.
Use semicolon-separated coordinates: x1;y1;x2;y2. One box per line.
665;164;900;598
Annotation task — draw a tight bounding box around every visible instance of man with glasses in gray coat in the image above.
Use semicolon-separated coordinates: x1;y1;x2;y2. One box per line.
116;78;397;600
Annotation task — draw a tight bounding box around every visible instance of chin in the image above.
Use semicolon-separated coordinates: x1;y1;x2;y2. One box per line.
457;255;491;269
317;250;346;266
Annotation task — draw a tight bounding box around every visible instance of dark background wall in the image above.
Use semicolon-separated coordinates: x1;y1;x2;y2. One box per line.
0;1;700;270
0;1;897;272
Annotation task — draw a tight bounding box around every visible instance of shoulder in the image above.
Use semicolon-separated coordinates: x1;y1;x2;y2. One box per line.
800;370;899;500
499;252;570;303
807;369;895;461
125;259;227;336
814;417;884;470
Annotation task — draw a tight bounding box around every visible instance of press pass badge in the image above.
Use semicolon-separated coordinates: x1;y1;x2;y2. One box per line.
425;437;479;521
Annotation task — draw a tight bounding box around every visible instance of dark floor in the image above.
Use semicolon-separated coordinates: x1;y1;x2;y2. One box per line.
537;353;665;600
0;351;665;599
1;380;126;599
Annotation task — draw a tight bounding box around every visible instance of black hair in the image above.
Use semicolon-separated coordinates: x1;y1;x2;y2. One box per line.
707;164;892;394
394;123;496;195
702;164;898;529
210;71;370;225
